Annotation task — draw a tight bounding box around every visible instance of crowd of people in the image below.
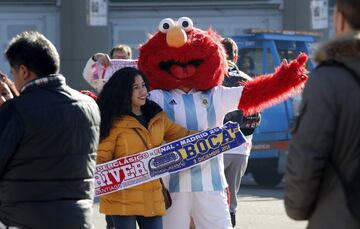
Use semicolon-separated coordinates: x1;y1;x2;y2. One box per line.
0;0;359;228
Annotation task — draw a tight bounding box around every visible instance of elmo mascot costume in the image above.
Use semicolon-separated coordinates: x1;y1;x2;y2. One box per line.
137;17;308;229
82;16;308;229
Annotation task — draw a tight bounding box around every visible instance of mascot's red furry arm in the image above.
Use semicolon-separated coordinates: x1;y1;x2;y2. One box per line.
239;53;308;116
138;17;308;115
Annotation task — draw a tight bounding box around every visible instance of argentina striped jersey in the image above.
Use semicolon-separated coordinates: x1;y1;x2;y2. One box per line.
149;86;243;192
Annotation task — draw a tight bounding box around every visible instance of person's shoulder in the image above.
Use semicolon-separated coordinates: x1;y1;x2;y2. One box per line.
214;85;241;92
0;99;20;130
224;69;251;87
67;87;95;101
303;64;355;102
148;89;162;97
151;111;175;125
310;64;353;88
153;111;167;120
312;63;349;76
149;89;164;95
66;88;99;114
0;99;16;114
2;93;31;112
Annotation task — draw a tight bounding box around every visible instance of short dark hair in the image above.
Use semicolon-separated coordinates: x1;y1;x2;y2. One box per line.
336;0;360;29
109;44;132;59
5;31;60;77
97;67;152;139
221;37;238;62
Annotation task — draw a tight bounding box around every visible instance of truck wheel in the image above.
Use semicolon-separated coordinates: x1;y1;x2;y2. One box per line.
251;163;284;187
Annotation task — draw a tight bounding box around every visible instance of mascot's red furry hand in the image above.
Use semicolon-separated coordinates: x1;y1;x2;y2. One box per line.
138;17;308;116
239;54;308;116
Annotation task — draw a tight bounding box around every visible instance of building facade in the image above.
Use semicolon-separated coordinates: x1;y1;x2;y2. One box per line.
0;0;334;89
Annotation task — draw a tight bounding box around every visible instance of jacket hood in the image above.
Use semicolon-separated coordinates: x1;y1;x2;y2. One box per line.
313;32;360;79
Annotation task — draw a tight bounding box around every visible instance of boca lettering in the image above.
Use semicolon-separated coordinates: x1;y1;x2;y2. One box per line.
221;129;236;145
208;134;220;148
197;139;209;154
183;144;197;159
180;132;228;160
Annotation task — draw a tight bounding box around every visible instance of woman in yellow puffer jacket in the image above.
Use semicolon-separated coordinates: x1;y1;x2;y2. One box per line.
96;67;195;229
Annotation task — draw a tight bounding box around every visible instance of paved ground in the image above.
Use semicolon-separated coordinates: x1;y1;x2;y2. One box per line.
93;174;308;229
235;175;307;229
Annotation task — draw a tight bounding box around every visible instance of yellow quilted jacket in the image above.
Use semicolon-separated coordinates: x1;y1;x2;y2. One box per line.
97;111;194;216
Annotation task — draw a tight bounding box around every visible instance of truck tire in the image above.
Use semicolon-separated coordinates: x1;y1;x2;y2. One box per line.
251;160;284;187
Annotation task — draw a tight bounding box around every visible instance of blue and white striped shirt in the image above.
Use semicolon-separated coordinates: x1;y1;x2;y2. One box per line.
149;86;243;192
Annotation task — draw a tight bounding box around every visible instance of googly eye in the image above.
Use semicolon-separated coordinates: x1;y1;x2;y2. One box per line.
177;17;193;32
158;18;175;33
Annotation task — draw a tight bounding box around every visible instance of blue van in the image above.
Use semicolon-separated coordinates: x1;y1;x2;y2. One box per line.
232;29;318;186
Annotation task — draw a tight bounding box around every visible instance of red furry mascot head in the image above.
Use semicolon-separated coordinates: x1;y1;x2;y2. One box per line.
138;17;227;91
138;17;308;116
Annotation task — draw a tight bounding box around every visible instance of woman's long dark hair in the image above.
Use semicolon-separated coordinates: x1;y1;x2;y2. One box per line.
97;67;162;140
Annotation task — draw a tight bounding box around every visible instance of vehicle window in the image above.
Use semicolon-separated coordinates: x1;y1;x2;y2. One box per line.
238;48;274;77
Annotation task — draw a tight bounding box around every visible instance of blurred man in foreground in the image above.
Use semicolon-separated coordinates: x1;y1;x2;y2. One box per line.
285;0;360;228
0;31;100;229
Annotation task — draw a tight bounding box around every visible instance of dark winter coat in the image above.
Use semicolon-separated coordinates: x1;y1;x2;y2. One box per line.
284;33;360;229
0;74;100;229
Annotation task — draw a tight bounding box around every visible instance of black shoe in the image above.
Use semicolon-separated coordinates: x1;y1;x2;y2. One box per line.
230;212;236;227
